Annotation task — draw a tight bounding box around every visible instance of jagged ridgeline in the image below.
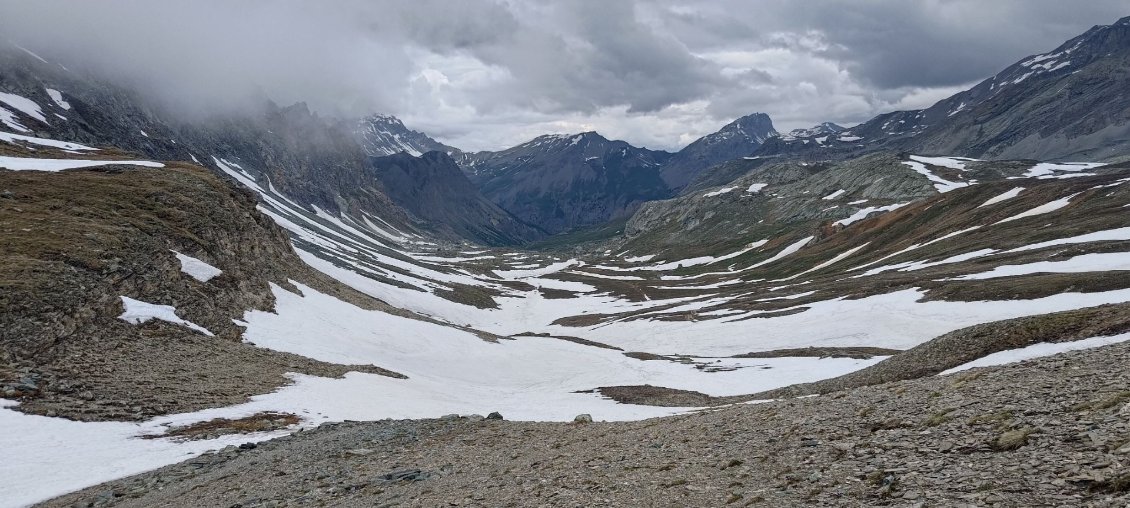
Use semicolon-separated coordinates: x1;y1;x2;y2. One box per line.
3;13;1130;508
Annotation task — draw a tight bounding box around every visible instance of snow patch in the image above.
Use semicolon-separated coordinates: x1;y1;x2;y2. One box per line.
703;186;737;198
0;91;47;123
978;187;1025;208
940;332;1130;375
118;296;214;336
171;250;223;282
835;203;910;227
45;88;70;110
995;193;1080;224
0;156;163;172
0;131;96;151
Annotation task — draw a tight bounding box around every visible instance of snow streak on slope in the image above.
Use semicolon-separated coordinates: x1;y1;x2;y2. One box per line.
118;297;214;336
939;332;1130;375
0;156;162;172
903;159;971;193
171;250;223;282
978;187;1025;208
0;131;96;151
0;91;46;124
995;193;1080;224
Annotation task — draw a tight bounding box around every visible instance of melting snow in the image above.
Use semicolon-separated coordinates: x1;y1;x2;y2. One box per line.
0;92;47;124
909;155;977;171
0;131;96;151
822;189;846;200
948;252;1130;281
703;186;738;198
746;183;768;193
1022;162;1104;179
0;105;30;133
835;203;910;226
171;250;223;282
45;88;70;110
940;332;1130;375
118;296;214;336
902;160;971;193
0;156;163;172
978;187;1025;208
995;193;1080;224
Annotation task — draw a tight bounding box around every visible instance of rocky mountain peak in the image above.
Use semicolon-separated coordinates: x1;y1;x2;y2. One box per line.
659;112;778;190
722;112;777;143
352;114;456;157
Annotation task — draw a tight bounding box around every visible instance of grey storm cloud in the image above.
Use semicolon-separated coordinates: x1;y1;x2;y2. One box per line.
0;0;1126;151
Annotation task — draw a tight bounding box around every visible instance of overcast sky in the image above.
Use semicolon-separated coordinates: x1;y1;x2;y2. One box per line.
1;1;1126;151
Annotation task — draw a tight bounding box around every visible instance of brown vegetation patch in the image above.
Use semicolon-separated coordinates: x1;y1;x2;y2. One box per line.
513;332;623;351
732;346;901;360
147;412;300;441
433;282;501;309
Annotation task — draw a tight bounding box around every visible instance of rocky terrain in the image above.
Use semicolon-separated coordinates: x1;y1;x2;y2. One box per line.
42;339;1130;507
459;131;674;234
5;12;1130;508
0;159;407;422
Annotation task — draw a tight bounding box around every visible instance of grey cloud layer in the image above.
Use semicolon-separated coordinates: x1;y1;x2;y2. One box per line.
0;0;1125;151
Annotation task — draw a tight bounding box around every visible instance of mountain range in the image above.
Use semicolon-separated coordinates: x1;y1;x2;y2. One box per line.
6;12;1130;507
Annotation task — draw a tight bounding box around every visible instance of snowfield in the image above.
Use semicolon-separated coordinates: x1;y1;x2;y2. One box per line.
4;152;1130;507
118;297;214;336
0;156;163;172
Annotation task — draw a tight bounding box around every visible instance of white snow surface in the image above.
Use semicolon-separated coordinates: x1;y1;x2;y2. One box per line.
45;88;71;110
118;296;214;336
703;186;737;197
746;183;768;193
995;193;1079;224
948;252;1130;280
939;332;1130;375
909;155;977;171
0;91;47;123
1007;227;1130;253
902;160;970;193
171;250;223;282
0;399;290;508
978;187;1025;208
835;203;910;226
822;189;846;200
0;156;163;172
0;131;96;151
0;105;29;132
1023;162;1104;179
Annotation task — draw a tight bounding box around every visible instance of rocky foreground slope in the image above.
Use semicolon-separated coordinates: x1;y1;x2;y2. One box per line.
0;161;406;421
43;340;1130;507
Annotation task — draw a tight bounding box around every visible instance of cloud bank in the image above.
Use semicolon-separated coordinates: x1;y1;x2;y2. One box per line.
0;0;1125;151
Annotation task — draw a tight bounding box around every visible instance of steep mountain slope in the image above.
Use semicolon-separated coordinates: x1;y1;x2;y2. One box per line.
760;16;1130;163
783;121;845;139
351;114;457;157
367;151;545;244
658;112;777;191
0;46;537;246
461;132;673;234
0;160;404;422
8;15;1130;508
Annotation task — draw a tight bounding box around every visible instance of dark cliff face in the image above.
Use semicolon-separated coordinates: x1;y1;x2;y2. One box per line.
366;151;545;245
459;132;673;234
659;112;777;191
0;46;539;245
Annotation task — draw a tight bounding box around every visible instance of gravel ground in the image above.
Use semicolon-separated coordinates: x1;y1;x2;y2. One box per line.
43;340;1130;507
